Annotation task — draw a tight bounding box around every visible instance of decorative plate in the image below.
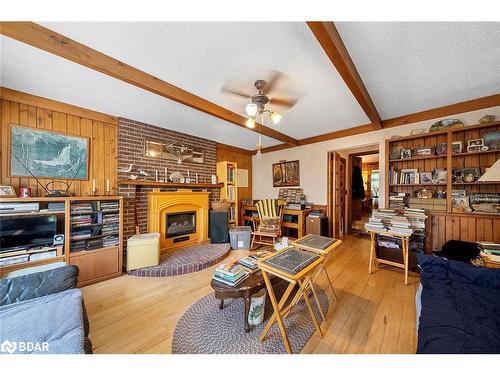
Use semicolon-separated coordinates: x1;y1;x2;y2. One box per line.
436;142;447;155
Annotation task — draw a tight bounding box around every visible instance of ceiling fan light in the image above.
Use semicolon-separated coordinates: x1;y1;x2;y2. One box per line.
245;117;256;128
270;111;282;124
245;103;258;117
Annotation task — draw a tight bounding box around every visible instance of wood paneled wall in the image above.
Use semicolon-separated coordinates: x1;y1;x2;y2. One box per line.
0;88;118;197
216;143;253;202
430;213;500;251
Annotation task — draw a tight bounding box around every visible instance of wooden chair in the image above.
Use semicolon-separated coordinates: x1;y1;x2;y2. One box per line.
250;199;285;249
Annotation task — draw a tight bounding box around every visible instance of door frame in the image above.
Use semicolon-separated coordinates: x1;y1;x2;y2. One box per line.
346;150;379;232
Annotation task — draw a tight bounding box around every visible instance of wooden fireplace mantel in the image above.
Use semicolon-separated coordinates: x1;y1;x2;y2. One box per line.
118;180;224;189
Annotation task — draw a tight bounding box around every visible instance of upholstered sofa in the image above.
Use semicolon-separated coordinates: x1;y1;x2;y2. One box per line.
0;265;92;354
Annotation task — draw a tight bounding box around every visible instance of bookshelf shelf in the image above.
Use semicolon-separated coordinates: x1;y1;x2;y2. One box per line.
385;121;500;219
0;210;65;218
217;161;239;225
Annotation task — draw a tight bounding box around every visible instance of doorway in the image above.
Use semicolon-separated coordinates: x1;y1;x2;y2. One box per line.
327;152;346;239
347;151;379;235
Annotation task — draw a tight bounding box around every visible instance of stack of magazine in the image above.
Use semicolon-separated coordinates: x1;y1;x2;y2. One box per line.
212;262;249;287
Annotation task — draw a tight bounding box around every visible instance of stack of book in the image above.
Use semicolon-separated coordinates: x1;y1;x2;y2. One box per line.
388;216;413;236
212;262;249;287
238;256;258;270
102;223;119;235
71;202;93;214
389;192;408;210
48;202;65;212
100;201;119;212
103;236;119;247
404;208;427;253
72;229;92;239
71;241;87;252
478;242;500;262
71;214;92;227
364;217;386;231
103;213;119;224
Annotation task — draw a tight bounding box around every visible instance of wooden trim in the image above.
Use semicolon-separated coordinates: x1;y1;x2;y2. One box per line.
307;22;382;129
382;94;500;129
0;22;298;146
118;180;224;189
0;86;117;125
215;142;253;155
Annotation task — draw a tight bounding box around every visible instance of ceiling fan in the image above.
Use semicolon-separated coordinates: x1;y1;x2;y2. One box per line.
220;71;298;130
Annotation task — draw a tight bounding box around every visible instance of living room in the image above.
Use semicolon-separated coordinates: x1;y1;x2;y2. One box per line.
1;1;499;373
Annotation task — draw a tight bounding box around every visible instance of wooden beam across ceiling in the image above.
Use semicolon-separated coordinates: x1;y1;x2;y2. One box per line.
307;21;382;130
257;92;500;154
0;22;299;146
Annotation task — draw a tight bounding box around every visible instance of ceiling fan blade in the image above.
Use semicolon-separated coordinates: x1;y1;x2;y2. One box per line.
220;86;252;99
262;70;283;94
269;97;298;108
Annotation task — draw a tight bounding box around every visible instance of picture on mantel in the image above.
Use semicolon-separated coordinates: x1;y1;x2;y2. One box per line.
144;139;204;164
273;160;300;187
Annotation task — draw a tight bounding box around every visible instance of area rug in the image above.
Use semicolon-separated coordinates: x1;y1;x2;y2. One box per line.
172;282;329;354
127;243;230;277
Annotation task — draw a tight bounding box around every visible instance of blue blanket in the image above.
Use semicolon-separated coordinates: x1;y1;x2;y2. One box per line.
417;254;500;354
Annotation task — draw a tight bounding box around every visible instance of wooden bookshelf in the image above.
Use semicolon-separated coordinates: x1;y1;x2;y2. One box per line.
0;196;123;285
385;121;500;250
216;161;239;225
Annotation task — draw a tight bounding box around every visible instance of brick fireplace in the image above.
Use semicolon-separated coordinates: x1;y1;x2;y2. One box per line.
147;191;209;251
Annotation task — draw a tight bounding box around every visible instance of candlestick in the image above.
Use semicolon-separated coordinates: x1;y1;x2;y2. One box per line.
155;170;159;182
187;170;190;178
92;178;96;194
195;173;198;184
165;167;168;181
106;178;110;193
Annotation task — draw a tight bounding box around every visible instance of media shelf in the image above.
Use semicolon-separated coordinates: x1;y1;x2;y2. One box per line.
0;196;123;285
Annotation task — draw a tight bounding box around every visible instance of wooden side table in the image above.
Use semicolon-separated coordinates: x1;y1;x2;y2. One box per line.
366;229;411;286
257;248;325;354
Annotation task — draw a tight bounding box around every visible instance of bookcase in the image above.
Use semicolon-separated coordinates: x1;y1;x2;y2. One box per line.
0;196;123;286
216;161;238;225
385;121;500;250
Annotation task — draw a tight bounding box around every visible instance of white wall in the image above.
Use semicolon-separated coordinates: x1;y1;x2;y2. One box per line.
253;106;500;207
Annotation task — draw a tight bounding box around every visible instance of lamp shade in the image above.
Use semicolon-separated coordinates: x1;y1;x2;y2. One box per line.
245;117;256;128
245;103;258;117
270;111;282;124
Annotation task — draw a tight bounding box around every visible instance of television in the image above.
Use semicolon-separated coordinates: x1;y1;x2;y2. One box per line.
0;215;57;251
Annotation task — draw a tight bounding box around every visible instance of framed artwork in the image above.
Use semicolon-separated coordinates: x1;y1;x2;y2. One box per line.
435;142;447;156
9;124;89;180
273;160;300;187
420;172;433;183
144;139;204;164
0;185;16;197
467;138;484;152
414;147;433;157
484;131;500;150
451;141;462;154
400;149;412;159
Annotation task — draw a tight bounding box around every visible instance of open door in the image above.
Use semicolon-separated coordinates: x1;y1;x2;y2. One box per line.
328;152;343;239
347;155;363;231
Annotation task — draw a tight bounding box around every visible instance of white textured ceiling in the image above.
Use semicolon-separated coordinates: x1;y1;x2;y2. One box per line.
2;22;500;150
336;22;500;119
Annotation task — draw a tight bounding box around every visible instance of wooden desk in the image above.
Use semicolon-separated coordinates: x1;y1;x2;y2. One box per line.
366;229;411;286
241;205;311;238
257;248;325;354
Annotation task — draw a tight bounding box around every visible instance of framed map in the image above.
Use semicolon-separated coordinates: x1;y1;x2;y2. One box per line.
9;125;89;180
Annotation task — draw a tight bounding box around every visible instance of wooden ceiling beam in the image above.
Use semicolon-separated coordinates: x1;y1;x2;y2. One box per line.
0;22;299;146
307;21;382;130
256;93;500;154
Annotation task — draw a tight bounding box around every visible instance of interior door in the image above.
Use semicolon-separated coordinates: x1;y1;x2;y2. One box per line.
349;156;363;229
328;152;342;239
339;157;346;237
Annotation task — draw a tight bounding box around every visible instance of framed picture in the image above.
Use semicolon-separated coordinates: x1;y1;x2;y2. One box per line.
435;142;447;156
414;146;433;157
484;131;500;150
467;138;484;152
420;171;433;183
273;160;300;187
451;141;462;154
0;185;16;197
144;139;204;164
390;146;404;160
9;124;89;180
461;167;481;183
400;149;412;159
433;168;447;183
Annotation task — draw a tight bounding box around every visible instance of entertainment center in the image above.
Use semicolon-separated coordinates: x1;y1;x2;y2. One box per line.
0;196;123;286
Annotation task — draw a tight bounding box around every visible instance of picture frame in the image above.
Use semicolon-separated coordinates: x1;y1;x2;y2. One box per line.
435;142;447;156
273;160;300;187
467;138;484;152
484;131;500;150
414;146;433;157
420;171;433;183
390;146;404;160
400;149;412;159
9;124;89;180
451;141;462;154
0;185;16;197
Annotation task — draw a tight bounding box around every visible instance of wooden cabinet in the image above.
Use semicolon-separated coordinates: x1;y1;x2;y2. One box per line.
70;246;120;286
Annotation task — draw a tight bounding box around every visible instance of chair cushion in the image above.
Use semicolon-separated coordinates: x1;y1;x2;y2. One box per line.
258;216;280;233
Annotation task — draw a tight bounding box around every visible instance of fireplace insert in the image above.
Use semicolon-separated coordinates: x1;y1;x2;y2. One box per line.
166;211;196;238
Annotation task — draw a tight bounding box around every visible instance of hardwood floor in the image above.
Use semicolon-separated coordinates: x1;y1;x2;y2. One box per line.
81;234;419;354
